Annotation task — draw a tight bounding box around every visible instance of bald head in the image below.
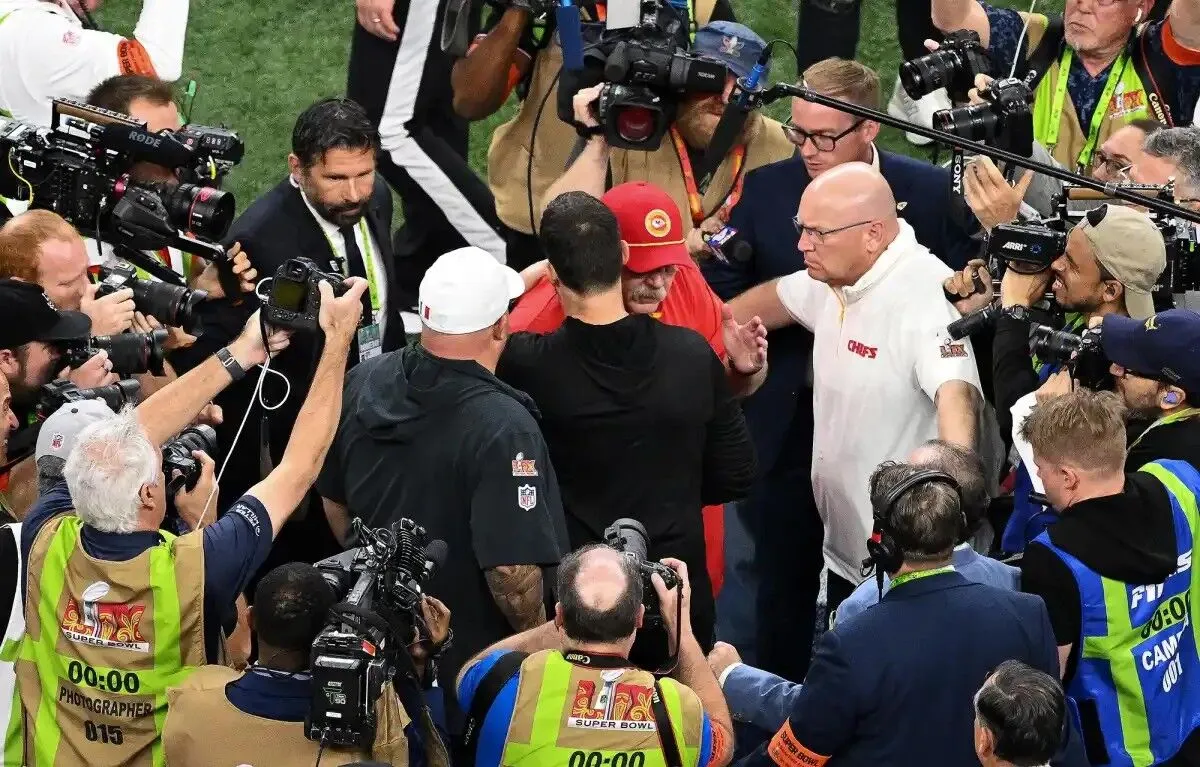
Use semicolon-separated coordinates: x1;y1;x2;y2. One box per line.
557;544;644;643
808;162;898;223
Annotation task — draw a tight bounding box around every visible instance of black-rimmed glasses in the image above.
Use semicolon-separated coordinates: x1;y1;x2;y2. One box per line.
781;119;864;151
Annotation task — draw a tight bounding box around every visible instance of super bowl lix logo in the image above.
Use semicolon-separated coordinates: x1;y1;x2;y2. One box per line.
60;581;150;653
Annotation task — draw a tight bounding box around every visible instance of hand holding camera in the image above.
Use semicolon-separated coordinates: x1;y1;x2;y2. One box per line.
652;557;692;649
172;448;217;531
964;155;1034;231
573;84;605;133
193;242;259;300
319;276;370;345
62;350;119;389
81;283;136;336
227;309;293;369
1000;267;1054;309
1035;369;1078;403
943;258;994;315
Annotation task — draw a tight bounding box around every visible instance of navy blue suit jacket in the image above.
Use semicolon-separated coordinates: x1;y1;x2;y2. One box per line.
735;572;1087;767
702;152;977;473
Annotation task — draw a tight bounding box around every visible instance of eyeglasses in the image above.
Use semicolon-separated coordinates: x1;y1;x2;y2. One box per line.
792;218;874;243
1090;0;1128;8
781;119;865;152
1091;151;1132;180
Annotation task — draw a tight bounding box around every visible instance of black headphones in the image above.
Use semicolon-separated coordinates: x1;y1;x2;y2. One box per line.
864;469;966;577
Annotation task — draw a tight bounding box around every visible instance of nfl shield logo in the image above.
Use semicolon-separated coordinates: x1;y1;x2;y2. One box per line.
517;484;537;511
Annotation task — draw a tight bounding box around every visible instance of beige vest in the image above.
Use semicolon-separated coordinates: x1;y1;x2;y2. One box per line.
488;0;718;234
609;114;796;225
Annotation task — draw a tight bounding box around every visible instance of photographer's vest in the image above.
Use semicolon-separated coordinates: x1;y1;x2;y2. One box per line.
1019;13;1177;173
1033;460;1200;767
4;514;205;767
488;0;716;235
500;650;705;767
609;114;796;228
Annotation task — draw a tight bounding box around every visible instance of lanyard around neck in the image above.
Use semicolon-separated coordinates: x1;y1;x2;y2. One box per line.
1044;47;1130;171
890;564;954;589
321;218;381;312
1129;407;1200;450
670;127;746;227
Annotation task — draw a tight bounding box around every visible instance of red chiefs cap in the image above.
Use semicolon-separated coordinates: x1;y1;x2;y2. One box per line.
601;182;692;274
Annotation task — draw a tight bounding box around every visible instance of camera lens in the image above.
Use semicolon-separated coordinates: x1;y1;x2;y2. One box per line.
91;329;169;376
130;279;208;334
899;50;960;99
164;184;235;241
933;103;1000;143
614;105;657;144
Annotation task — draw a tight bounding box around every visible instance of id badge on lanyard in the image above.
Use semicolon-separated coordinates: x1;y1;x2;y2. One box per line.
327;219;383;364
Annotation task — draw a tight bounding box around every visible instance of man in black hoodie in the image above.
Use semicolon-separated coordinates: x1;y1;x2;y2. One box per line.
496;192;759;653
1019;389;1200;766
316;245;570;732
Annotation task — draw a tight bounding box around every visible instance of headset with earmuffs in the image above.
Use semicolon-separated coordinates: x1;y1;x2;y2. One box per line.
863;469;966;599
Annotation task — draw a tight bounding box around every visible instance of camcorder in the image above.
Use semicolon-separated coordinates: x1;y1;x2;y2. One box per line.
307;518;447;749
0;99;243;270
97;262;208;333
162;425;217;494
562;0;727;150
36;379;141;420
59;330;169;377
1028;323;1112;390
603;518;681;669
264;257;354;333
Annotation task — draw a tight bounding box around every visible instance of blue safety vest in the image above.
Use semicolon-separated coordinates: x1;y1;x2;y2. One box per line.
1034;459;1200;766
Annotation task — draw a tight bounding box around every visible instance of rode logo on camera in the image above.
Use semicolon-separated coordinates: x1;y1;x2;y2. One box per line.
847;340;877;359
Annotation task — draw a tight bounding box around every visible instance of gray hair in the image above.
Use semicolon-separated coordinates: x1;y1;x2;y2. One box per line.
63;406;158;533
1142;127;1200;190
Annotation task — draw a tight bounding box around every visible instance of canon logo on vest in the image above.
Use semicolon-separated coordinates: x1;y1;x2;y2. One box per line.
847;339;878;359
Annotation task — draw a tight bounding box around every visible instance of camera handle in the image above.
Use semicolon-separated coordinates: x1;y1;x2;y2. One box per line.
755;83;1200;226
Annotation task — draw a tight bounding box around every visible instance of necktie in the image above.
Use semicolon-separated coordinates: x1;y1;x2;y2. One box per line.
338;224;374;322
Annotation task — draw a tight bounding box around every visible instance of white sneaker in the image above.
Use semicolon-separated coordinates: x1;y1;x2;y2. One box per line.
888;79;952;147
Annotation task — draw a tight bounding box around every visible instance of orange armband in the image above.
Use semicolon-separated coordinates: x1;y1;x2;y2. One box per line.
117;39;158;76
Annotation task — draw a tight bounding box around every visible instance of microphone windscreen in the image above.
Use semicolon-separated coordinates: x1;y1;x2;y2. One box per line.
423;539;449;573
557;3;586;71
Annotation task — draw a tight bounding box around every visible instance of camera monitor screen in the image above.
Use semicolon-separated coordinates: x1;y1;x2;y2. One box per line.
271;277;309;312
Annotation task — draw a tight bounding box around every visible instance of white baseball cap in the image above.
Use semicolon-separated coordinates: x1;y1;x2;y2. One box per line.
35;399;116;469
418;247;526;334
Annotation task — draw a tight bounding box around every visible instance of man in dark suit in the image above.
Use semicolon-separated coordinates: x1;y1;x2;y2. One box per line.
207;97;403;571
701;57;977;683
734;461;1085;767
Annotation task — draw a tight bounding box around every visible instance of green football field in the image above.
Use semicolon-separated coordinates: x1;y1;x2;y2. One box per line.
100;0;1060;214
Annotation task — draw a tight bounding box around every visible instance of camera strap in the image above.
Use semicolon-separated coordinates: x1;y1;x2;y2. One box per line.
458;651;528;765
650;680;684;767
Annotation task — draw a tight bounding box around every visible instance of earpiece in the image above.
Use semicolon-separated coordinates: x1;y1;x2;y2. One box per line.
1165;391;1181;405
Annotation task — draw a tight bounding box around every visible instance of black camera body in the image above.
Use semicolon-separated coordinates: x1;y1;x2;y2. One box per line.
603;518;680;626
161;425;217;494
0;99;240;262
1029;323;1112;390
988;221;1068;275
97;262;208;333
900;29;992;102
563;0;727;150
307;519;446;749
265;258;350;333
933;76;1035;157
59;329;169;377
36;379;141;420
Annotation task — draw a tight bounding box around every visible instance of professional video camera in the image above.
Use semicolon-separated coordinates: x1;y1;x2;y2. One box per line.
560;0;727;150
264;257;355;333
0;99;242;264
307;518;447;749
97;262;208;333
59;330;168;377
900;29;991;103
36;379;141;419
1028;323;1112;390
162;425;217;493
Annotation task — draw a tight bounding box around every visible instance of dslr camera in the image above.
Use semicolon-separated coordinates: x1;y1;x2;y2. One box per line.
162;425;218;494
1028;323;1112;390
59;330;169;377
900;29;991;102
603;518;680;628
36;379;141;419
97;262;208;333
563;0;727;150
307;519;447;749
0;99;242;264
265;258;352;333
934;76;1035;156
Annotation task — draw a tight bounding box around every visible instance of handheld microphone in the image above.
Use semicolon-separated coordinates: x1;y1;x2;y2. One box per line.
423;539;449;579
695;53;769;194
557;0;586;71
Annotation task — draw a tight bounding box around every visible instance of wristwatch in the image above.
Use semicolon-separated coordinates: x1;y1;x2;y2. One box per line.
216;347;247;382
1004;304;1033;323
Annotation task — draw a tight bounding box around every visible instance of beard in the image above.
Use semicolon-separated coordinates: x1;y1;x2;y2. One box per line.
675;98;753;150
312;198;366;229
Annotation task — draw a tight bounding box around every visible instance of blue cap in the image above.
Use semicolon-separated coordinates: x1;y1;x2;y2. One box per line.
692;21;768;80
1101;309;1200;392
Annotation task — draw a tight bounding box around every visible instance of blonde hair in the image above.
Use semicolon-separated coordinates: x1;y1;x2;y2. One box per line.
801;58;882;110
0;210;81;283
1020;389;1127;474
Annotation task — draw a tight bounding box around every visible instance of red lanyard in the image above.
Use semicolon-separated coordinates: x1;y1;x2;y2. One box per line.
670;126;746;226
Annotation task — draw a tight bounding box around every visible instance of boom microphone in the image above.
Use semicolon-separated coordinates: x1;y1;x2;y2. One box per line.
557;0;586;71
695;52;770;194
99;124;195;168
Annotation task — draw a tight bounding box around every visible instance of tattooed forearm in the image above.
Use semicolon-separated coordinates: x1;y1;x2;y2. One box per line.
486;565;546;631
